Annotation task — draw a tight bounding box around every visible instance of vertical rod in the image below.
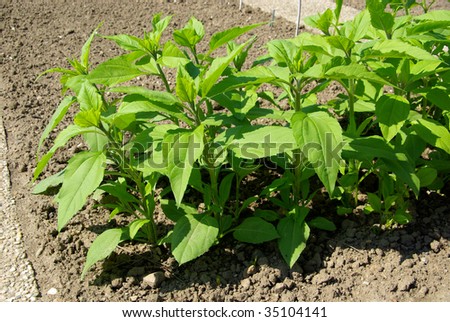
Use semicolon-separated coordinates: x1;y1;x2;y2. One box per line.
239;0;243;10
296;0;302;36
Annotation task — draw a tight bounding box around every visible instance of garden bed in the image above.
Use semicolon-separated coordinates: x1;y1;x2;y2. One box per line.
1;0;449;302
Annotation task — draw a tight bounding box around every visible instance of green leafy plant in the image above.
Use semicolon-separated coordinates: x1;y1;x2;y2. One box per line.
34;1;450;279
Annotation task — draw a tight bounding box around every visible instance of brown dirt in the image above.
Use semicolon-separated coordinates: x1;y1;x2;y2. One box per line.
1;0;449;302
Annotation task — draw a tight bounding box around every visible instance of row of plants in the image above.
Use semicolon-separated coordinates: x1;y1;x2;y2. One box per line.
33;0;450;278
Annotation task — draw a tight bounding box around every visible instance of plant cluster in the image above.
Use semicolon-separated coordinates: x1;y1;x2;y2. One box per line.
33;0;450;278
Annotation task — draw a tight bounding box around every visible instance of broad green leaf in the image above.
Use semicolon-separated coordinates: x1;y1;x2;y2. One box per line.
267;39;297;69
367;0;394;36
412;118;450;154
408;61;443;83
422;87;450;112
103;34;147;52
218;173;235;207
80;23;102;71
375;94;410;142
327;36;354;56
233;217;279;244
37;96;76;155
308;216;336;231
325;63;389;85
152;14;172;34
32;170;65;195
34;125;104;180
367;192;382;213
415;10;450;22
201;42;246;97
370;39;439;61
129;219;151;240
83;132;108;152
416;167;438;187
160;199;198;222
135;55;159;74
277;216;310;268
171;214;219;265
176;64;196;104
173;17;205;49
56;151;106;231
292;33;333;56
98;180;140;204
159;41;189;68
87;52;145;86
209;22;263;53
343;10;371;41
77;80;103;111
212;89;258;117
221;125;296;159
207;66;277;98
335;0;343;20
165;125;204;206
74;109;101;127
254;209;280;222
292;111;343;195
342;136;420;195
111;86;192;125
304;9;334;35
81;228;126;279
408;20;450;35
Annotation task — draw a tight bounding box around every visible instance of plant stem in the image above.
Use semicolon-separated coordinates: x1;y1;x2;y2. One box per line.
156;62;171;93
346;79;357;136
99;124;158;243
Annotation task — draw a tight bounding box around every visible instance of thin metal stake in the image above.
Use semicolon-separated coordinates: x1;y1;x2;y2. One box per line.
270;9;275;27
239;0;243;10
296;0;302;36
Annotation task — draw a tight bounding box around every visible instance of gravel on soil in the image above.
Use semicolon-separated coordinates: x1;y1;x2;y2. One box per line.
0;94;39;302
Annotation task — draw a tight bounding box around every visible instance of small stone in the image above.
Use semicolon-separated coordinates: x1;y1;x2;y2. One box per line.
240;278;251;290
35;246;44;257
143;271;165;289
335;257;345;268
47;288;58;295
312;272;332;285
398;276;416;291
418;286;429;297
273;283;285;294
283;278;295;290
111;277;123;289
401;259;414;268
430;240;441;253
244;264;258;277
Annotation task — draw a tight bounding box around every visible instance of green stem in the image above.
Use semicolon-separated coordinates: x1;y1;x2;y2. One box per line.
155;62;171;93
99;124;157;243
346;79;357;136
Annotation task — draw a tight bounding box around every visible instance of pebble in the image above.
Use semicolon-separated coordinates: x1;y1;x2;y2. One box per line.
398;276;416;292
312;272;332;285
240;278;251;290
111;277;123;289
273;283;286;294
430;240;441;253
244;264;258;277
142;271;165;289
47;288;58;295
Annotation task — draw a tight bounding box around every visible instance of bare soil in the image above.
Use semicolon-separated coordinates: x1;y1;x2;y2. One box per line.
1;0;449;302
